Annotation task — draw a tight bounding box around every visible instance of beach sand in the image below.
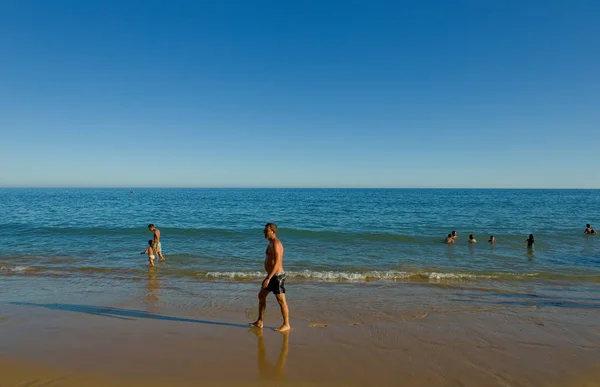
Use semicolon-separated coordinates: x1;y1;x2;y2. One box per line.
1;276;599;386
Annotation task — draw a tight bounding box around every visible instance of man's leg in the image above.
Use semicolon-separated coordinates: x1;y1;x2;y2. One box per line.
274;294;290;332
249;289;269;328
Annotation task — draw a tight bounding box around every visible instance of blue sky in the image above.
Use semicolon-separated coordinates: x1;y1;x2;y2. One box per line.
1;0;599;188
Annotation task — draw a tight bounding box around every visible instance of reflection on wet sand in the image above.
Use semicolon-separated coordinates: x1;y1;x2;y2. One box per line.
145;267;161;306
251;329;289;381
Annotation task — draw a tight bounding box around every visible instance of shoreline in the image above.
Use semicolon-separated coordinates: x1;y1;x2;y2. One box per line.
1;276;599;386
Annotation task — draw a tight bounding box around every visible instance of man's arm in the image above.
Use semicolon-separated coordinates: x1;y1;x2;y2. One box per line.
154;230;160;243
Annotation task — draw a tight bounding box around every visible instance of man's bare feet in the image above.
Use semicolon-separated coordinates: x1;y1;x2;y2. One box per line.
275;324;291;332
249;320;263;328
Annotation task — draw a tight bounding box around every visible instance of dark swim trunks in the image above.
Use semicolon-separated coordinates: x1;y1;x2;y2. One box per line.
266;272;286;294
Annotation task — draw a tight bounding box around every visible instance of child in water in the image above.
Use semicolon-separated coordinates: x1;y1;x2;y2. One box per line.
488;235;496;244
141;240;156;267
526;234;535;249
469;234;477;243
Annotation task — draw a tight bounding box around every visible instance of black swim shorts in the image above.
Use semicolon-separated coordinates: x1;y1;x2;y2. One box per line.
266;273;286;294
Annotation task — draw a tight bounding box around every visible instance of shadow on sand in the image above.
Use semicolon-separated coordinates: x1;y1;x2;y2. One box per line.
9;302;262;329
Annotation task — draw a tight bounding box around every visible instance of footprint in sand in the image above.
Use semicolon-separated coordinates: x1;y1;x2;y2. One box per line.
309;323;328;328
348;322;362;326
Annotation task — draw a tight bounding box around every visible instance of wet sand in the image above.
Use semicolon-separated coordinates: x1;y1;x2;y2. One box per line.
1;276;599;386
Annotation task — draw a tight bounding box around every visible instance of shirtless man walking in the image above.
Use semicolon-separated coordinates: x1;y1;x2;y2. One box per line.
250;223;291;332
148;224;165;261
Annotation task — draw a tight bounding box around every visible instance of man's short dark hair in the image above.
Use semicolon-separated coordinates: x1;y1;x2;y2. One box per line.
265;223;278;233
587;224;591;228
148;224;155;228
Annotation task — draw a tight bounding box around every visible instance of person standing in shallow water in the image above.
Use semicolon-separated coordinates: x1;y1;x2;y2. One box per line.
584;224;598;235
141;240;156;266
148;224;165;261
250;223;291;332
526;234;535;249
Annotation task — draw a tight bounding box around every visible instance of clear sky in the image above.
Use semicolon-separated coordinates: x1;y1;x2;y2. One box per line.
1;0;599;188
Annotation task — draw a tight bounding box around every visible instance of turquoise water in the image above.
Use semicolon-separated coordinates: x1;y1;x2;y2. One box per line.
1;188;600;283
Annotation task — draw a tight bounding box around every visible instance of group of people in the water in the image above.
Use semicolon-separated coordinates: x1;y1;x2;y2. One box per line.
444;224;598;247
138;222;598;332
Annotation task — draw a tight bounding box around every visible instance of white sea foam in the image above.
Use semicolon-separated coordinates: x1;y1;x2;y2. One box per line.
202;270;532;282
205;271;264;279
0;265;31;272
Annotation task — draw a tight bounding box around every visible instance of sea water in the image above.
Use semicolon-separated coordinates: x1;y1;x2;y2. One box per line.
1;188;599;284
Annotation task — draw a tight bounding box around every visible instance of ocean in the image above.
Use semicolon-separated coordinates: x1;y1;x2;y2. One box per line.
1;188;600;285
2;188;600;386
